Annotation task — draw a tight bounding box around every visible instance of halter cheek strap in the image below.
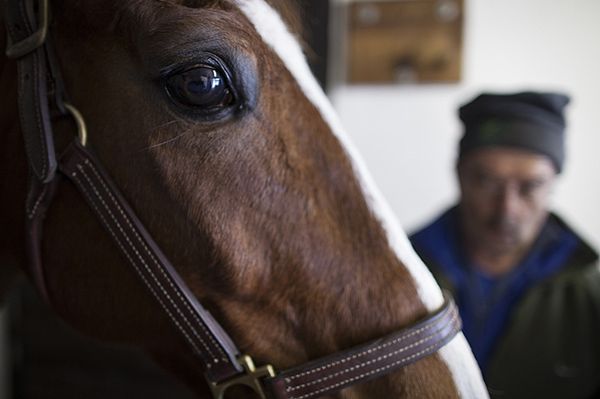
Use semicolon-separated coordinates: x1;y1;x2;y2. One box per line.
6;0;56;182
5;0;463;397
57;140;461;399
59;141;244;383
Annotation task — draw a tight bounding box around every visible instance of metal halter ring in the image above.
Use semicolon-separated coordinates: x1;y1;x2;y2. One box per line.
64;103;88;146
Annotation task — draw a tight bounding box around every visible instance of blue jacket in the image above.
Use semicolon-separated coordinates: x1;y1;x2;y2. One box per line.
410;207;600;399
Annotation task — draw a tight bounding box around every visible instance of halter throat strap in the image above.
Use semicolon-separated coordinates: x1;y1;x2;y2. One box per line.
5;0;462;397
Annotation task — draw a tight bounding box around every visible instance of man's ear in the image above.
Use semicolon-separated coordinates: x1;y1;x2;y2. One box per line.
455;158;464;180
455;157;469;196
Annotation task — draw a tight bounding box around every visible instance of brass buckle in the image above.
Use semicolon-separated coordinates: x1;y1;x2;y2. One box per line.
208;355;276;399
6;0;50;59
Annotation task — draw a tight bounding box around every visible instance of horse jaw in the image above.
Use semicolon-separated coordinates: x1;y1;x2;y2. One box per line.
234;0;488;397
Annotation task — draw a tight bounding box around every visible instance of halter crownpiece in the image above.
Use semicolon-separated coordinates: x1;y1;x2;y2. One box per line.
5;0;462;397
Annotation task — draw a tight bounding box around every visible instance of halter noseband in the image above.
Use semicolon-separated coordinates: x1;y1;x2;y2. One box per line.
4;0;462;397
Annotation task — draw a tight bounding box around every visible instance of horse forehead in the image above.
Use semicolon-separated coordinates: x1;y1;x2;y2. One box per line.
112;0;300;30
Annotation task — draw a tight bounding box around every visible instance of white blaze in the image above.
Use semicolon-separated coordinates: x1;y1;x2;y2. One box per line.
235;0;442;311
234;1;488;397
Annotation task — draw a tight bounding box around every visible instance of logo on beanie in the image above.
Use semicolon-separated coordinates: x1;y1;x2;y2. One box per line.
477;119;506;143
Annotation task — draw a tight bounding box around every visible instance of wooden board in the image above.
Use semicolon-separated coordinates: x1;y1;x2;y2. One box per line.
347;0;464;84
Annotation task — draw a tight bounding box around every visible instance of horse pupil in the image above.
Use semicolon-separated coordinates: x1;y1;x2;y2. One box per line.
167;66;233;110
186;68;218;94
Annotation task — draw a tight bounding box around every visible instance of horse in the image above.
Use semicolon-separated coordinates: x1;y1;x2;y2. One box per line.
0;0;488;397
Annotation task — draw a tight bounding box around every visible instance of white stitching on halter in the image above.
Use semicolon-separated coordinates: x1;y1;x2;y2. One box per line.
74;160;227;363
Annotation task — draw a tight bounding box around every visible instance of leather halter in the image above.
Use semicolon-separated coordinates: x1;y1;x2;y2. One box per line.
4;0;462;397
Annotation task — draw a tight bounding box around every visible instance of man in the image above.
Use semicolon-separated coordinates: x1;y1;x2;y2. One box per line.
410;91;600;398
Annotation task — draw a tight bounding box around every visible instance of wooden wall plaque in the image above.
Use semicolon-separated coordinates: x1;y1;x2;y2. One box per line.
347;0;464;84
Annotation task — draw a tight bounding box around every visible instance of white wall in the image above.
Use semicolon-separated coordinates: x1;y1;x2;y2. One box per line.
330;0;600;249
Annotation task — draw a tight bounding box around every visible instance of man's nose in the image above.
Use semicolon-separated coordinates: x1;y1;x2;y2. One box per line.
495;182;521;216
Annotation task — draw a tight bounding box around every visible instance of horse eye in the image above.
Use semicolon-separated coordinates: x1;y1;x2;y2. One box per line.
165;65;235;111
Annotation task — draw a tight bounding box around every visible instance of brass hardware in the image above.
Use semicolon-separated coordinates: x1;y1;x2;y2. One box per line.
6;0;50;59
64;103;88;146
209;355;276;399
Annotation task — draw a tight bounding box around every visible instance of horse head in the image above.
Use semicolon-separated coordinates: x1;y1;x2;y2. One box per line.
0;0;487;397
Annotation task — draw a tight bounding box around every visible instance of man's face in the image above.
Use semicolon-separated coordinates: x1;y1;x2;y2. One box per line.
457;147;557;257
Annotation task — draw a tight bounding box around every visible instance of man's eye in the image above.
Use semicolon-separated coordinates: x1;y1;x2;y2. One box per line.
474;174;498;190
519;180;546;197
165;65;235;111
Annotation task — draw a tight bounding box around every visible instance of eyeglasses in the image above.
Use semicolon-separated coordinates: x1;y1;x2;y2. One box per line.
464;171;553;201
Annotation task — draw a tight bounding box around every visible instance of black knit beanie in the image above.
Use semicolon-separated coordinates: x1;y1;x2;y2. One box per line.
458;91;570;173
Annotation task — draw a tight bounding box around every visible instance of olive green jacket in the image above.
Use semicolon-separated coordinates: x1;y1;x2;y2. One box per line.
417;217;600;399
